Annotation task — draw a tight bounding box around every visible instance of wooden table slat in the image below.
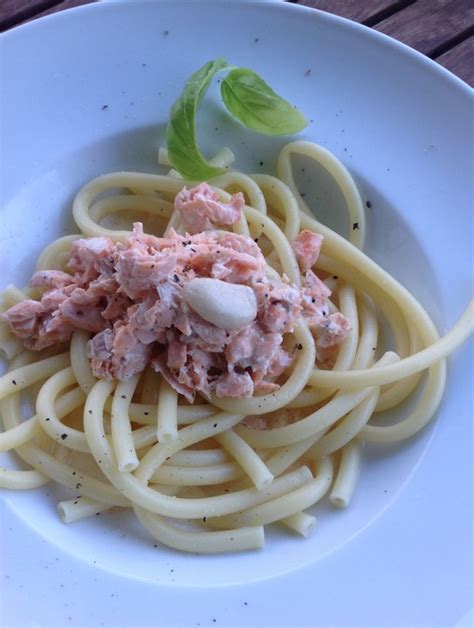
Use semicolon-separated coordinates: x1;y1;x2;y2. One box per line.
0;0;62;30
289;0;416;25
375;0;474;56
435;35;474;84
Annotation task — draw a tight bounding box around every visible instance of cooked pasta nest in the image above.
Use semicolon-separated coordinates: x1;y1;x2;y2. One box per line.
1;141;472;554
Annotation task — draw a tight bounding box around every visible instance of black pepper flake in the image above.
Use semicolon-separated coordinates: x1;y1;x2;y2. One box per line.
150;264;155;269
61;433;67;440
202;517;207;522
76;483;82;489
72;471;76;476
121;395;126;399
259;161;264;166
332;275;338;280
254;37;259;43
96;512;101;516
311;298;316;303
144;412;149;416
297;343;303;350
88;409;92;415
173;274;179;283
154;544;158;548
244;602;248;606
45;417;50;421
213;423;217;428
300;192;306;198
101;105;108;111
73;501;78;505
305;69;312;76
352;222;359;230
163;30;169;36
11;380;17;386
366;201;372;208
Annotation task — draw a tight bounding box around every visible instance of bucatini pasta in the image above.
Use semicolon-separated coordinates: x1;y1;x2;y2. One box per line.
0;140;472;554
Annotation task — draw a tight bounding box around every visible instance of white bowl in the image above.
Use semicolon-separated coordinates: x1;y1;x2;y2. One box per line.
1;1;472;626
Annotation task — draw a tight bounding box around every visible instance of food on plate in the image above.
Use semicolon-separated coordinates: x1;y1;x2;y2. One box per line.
3;194;348;401
0;61;472;554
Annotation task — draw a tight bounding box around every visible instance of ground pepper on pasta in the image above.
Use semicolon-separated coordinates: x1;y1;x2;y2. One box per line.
0;140;472;554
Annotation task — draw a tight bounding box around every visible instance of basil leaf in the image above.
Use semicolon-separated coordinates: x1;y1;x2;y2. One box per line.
166;59;229;180
221;68;308;136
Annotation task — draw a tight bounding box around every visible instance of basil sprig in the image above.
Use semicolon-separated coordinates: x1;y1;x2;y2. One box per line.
166;59;229;181
166;59;308;180
221;68;307;136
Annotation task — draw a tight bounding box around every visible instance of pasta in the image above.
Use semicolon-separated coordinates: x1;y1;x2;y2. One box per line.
0;140;472;554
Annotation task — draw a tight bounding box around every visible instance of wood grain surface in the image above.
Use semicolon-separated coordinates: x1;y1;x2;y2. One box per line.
436;35;474;83
0;0;62;30
374;0;474;56
288;0;417;25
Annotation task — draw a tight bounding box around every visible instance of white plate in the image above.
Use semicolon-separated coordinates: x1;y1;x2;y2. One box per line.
1;1;473;626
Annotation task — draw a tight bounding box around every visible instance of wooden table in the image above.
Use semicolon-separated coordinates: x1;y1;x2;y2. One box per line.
1;0;473;86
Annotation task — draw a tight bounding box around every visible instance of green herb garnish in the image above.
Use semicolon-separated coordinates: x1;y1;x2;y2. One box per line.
166;59;229;181
221;68;307;136
166;59;308;179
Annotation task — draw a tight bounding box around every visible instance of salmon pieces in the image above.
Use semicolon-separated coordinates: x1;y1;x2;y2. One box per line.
3;183;350;399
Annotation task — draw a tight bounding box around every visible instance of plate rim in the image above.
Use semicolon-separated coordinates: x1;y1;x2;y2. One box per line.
1;0;473;98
